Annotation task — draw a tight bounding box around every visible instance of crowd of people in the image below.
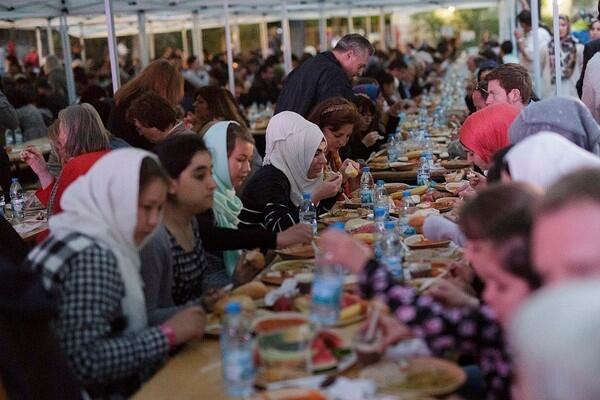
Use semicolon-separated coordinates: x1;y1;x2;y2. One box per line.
2;8;600;398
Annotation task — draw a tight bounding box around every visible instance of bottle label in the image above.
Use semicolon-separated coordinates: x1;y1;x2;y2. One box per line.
223;349;254;382
360;188;373;205
11;198;24;215
310;275;342;324
382;256;403;279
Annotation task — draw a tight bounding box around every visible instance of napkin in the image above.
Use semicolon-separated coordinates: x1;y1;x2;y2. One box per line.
325;377;377;400
264;278;299;307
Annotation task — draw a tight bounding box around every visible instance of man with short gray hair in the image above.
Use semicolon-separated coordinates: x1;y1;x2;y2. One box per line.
275;34;374;117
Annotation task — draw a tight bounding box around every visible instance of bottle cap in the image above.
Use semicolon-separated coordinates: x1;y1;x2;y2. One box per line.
225;301;242;314
402;190;411;197
330;222;345;231
376;180;384;186
302;192;311;200
11;178;17;182
362;166;370;172
374;208;385;218
384;221;396;230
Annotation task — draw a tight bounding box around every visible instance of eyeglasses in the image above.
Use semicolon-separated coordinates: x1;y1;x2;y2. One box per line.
474;81;489;98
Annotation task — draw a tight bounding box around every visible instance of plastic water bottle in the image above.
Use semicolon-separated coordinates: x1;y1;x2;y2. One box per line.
221;301;255;397
299;192;317;236
0;186;4;217
310;223;345;326
424;150;435;169
359;167;374;209
13;127;23;144
373;207;386;260
381;221;404;280
397;191;417;237
417;156;430;186
387;134;398;162
373;180;389;220
9;178;24;222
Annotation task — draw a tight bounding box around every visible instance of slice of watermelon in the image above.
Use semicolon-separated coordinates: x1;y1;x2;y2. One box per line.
312;347;338;372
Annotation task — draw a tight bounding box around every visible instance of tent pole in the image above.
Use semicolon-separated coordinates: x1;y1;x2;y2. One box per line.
318;1;327;51
347;7;354;34
223;0;236;95
365;15;371;37
509;0;517;59
259;19;269;57
79;22;86;64
552;0;561;96
181;28;189;61
192;11;204;64
379;8;386;49
138;11;149;68
531;0;541;95
35;27;43;62
104;0;121;93
281;0;293;74
47;18;55;55
59;13;76;104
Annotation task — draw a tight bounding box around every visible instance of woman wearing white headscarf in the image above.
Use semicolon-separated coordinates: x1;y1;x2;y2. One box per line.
239;111;342;232
27;149;205;397
504;132;600;191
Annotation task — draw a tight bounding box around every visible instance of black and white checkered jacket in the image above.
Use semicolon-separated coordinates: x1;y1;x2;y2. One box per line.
27;232;169;396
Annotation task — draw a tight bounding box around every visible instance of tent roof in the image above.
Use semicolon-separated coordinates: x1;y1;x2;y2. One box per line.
0;0;496;38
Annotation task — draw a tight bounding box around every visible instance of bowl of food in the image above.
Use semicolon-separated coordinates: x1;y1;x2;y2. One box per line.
444;181;470;195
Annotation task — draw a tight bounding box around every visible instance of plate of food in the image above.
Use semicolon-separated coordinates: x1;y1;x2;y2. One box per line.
431;197;459;213
319;208;366;224
360;357;466;396
384;182;411;195
261;259;315;286
276;244;315;259
405;234;451;249
251;388;328;400
366;162;390;171
444;181;470;195
292;292;368;328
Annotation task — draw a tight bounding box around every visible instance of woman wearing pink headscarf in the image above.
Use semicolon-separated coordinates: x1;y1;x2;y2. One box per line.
460;103;521;172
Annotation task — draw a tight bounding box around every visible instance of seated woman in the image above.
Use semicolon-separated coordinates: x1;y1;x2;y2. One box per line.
308;97;361;195
200;122;312;286
27;149;205;397
459;102;520;188
319;183;543;399
21;104;111;216
341;95;386;161
239;111;342;232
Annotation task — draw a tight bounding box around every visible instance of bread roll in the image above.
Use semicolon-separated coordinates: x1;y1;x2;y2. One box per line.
231;281;268;300
244;249;266;271
213;294;255;319
344;164;358;178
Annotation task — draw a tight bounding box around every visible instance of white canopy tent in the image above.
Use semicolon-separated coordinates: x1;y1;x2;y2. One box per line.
5;0;547;102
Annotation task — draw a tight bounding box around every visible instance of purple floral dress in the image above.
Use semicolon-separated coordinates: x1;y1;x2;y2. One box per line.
359;260;511;399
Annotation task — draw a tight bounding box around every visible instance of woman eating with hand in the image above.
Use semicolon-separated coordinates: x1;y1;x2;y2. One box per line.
21;104;111;217
27;149;206;397
459;102;520;189
199;121;313;286
308;97;361;195
239;111;342;232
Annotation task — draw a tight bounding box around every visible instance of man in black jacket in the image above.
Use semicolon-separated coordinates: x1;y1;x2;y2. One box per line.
275;34;374;117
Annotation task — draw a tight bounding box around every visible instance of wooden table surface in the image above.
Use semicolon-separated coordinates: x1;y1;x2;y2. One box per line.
371;168;448;183
133;318;361;400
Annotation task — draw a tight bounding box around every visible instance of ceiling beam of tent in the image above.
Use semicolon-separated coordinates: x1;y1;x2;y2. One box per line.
104;0;121;93
531;0;541;96
47;18;55;55
59;12;77;104
192;10;204;64
137;10;149;68
224;0;236;95
281;0;293;74
551;0;561;96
